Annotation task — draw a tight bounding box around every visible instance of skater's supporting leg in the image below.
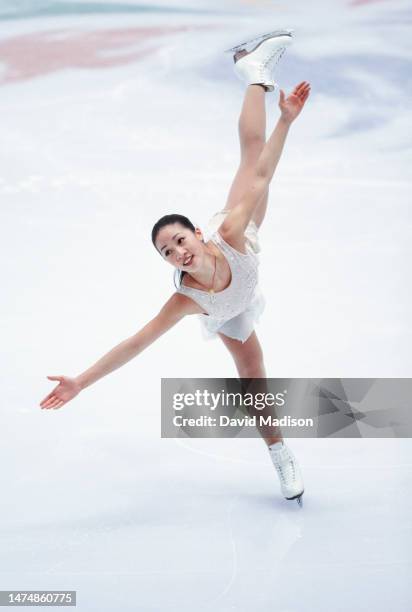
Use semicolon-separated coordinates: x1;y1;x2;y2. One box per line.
219;331;305;505
218;331;282;446
224;84;269;229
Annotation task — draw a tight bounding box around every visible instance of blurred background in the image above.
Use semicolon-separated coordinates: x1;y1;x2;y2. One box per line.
1;1;411;610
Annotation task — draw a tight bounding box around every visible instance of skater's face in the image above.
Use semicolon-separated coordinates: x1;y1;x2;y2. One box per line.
155;222;206;272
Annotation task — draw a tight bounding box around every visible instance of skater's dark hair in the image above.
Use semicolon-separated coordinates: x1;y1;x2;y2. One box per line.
151;214;197;289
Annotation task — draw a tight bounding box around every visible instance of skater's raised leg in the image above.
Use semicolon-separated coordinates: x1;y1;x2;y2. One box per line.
222;31;294;229
223;83;270;229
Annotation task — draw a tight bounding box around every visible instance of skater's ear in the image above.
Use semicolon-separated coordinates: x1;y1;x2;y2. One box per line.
194;226;204;242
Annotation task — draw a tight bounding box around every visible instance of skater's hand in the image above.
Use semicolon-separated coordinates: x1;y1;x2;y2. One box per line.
40;375;82;410
279;81;311;124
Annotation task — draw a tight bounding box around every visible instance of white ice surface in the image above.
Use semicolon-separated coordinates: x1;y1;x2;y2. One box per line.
1;1;411;610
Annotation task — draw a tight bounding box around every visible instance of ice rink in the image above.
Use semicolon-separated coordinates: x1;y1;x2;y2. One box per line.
1;0;411;610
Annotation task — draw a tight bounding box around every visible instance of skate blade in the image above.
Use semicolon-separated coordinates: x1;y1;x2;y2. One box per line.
224;29;294;54
286;491;304;507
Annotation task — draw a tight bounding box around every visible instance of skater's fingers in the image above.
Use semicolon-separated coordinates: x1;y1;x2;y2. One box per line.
40;383;61;405
293;81;307;94
298;85;311;100
41;395;57;409
42;402;57;410
294;83;310;97
279;88;286;104
40;391;54;406
53;400;65;410
47;398;62;410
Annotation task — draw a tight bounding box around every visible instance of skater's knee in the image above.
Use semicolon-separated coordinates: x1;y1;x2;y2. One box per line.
237;357;265;379
239;129;265;157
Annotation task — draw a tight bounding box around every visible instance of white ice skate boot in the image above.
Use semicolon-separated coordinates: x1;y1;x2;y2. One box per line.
269;441;304;506
227;30;293;92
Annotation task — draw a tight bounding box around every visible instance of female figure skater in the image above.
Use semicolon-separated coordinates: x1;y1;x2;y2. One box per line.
40;31;311;506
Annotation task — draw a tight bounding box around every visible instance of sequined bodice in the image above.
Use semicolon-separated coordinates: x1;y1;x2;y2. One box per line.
176;231;259;328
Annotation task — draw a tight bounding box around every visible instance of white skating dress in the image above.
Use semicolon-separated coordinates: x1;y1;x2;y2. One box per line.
176;210;265;343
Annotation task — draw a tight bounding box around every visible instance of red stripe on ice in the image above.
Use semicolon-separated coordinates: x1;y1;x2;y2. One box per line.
0;25;211;85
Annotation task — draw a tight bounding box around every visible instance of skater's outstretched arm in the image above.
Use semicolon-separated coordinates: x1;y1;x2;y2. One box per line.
220;81;310;239
39;293;198;410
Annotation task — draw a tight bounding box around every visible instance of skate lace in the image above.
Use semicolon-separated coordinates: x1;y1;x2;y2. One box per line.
262;47;286;72
274;457;296;484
